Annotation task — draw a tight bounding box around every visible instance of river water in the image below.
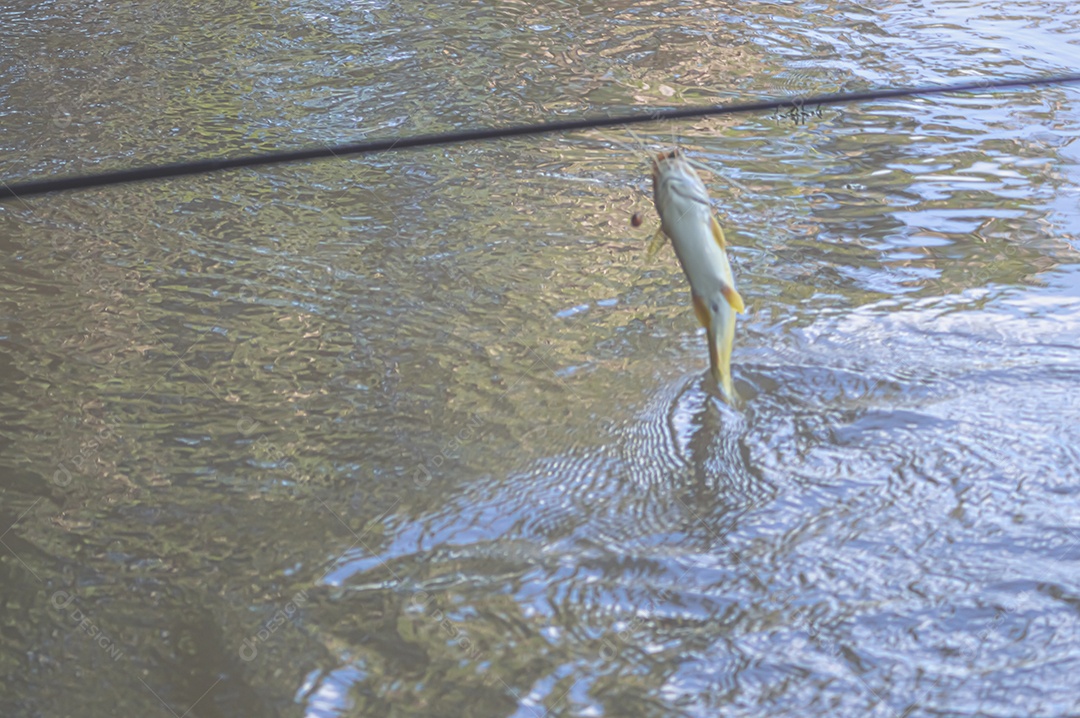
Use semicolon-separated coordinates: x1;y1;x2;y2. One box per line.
2;0;1080;716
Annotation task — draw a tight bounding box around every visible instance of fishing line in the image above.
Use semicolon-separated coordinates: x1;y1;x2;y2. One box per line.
2;72;1079;201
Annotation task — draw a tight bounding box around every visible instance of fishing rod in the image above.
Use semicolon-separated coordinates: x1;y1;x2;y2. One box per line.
3;72;1079;201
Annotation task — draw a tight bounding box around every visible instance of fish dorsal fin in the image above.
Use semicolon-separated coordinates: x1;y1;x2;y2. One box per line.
710;215;727;249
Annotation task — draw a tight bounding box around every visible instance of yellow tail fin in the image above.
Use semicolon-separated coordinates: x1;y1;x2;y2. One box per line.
707;323;739;406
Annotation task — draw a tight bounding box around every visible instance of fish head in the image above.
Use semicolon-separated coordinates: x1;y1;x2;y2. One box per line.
651;148;710;225
650;148;682;186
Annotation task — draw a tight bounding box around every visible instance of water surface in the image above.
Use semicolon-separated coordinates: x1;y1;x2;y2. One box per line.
2;0;1080;716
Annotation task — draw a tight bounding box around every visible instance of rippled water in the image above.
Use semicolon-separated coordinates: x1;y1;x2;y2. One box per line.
3;0;1080;716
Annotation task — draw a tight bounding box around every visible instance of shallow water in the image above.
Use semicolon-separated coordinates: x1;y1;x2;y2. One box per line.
2;0;1080;716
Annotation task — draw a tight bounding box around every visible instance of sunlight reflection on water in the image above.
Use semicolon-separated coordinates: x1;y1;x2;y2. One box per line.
1;0;1079;716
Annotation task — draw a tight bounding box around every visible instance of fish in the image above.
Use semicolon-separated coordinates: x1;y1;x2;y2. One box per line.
650;148;745;404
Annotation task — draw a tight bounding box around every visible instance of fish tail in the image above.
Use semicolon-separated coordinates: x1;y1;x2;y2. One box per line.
708;311;739;406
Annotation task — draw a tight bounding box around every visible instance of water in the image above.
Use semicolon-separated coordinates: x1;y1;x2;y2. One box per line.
2;0;1080;716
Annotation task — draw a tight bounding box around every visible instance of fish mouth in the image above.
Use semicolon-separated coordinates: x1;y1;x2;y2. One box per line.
651;148;685;178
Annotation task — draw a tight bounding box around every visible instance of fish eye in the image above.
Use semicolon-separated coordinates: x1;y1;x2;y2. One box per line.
667;150;678;159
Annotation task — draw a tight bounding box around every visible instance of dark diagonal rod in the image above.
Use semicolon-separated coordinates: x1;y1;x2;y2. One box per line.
3;72;1079;201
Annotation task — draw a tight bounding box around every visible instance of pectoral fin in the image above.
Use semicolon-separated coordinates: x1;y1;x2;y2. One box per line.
646;229;666;259
721;283;745;314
